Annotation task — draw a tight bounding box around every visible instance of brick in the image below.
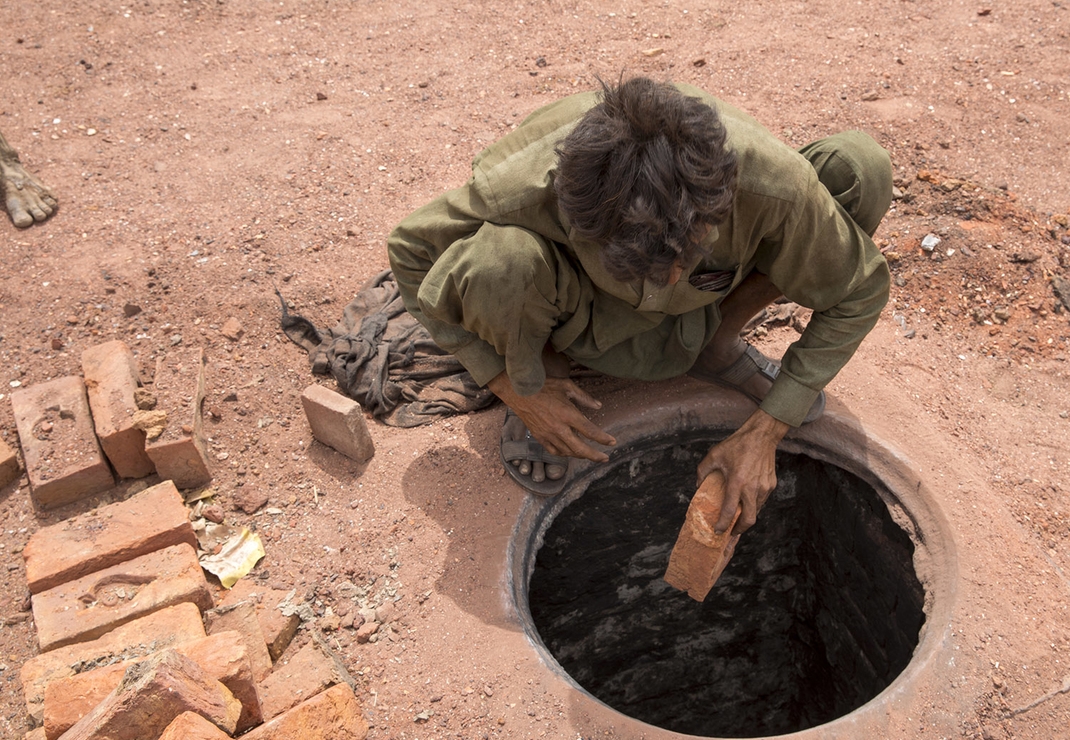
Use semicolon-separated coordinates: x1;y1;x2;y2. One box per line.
301;384;375;463
0;435;22;488
218;580;300;661
145;348;212;489
11;376;114;509
159;712;232;740
205;600;272;681
44;631;263;738
20;602;206;724
81;340;155;479
259;633;356;720
24;480;197;594
32;543;213;651
664;472;741;602
242;683;368;740
59;649;241;740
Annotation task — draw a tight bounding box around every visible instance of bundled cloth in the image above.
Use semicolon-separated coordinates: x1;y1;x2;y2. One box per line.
279;270;497;427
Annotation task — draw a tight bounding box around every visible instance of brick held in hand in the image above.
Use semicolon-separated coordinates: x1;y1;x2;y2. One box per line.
663;471;742;602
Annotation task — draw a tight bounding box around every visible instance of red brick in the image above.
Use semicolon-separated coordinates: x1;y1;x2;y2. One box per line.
664;472;741;602
159;711;232;740
145;348;212;489
218;580;300;661
32;543;213;651
24;479;197;594
81;340;155;479
301;384;375;463
0;436;22;488
59;649;241;740
205;600;273;682
11;376;114;509
242;683;369;740
259;634;356;719
44;630;263;738
20;602;206;724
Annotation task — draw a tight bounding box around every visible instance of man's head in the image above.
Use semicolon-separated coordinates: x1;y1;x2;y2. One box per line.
555;76;737;286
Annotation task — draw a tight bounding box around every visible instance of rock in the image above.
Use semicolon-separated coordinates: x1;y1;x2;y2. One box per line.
220;317;244;341
233;487;270;514
355;622;379;644
123;304;142;318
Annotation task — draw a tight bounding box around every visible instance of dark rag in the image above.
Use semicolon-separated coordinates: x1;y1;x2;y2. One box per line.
279;270;497;427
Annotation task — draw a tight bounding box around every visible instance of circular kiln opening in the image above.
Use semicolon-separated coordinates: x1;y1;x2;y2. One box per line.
523;433;927;738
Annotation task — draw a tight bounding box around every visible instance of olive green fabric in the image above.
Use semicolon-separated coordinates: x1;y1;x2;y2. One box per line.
387;83;891;427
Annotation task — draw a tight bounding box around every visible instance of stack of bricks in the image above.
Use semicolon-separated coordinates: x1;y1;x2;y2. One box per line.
19;479;370;739
5;340;214;508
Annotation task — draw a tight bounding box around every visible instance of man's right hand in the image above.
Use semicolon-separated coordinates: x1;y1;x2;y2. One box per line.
487;372;616;462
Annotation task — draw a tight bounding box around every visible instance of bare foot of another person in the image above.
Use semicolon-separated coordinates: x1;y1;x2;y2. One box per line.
1;129;58;228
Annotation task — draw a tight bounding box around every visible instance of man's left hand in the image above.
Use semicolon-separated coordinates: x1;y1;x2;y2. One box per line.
695;409;790;535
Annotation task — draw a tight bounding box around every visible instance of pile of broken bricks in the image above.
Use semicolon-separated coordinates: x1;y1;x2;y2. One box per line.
19;481;369;739
1;338;379;738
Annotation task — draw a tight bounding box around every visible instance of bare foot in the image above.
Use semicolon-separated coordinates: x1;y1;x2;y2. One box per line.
1;130;58;228
502;411;567;485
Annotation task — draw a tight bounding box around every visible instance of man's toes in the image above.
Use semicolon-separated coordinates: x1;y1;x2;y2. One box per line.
531;461;546;484
546;463;567;481
517;459;532;476
11;208;32;228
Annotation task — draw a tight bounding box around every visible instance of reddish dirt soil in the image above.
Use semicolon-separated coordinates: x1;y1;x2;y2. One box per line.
2;1;1070;738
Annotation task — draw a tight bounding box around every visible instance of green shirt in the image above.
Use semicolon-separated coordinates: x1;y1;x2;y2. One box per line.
387;84;889;427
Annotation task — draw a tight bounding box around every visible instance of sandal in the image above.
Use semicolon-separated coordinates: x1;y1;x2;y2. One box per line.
499;409;571;497
703;344;825;424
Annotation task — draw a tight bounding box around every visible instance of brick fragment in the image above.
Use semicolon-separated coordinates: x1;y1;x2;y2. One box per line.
24;730;46;740
205;600;273;681
20;603;206;724
32;543;212;651
159;711;232;740
218;580;300;661
44;630;263;738
242;683;369;740
81;340;155;479
0;436;22;488
24;480;197;594
145;348;212;488
260;633;357;719
301;384;375;463
11;376;114;509
59;649;241;740
663;472;741;601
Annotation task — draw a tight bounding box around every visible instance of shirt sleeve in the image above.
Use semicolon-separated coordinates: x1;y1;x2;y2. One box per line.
387;182;574;394
754;168;891;426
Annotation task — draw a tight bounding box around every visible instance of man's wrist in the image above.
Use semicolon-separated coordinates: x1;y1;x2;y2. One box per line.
742;408;791;444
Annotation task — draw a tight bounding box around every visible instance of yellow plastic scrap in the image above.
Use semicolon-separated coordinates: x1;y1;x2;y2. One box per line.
199;526;265;589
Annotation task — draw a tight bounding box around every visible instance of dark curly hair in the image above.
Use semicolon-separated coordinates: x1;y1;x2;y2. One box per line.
555;76;737;285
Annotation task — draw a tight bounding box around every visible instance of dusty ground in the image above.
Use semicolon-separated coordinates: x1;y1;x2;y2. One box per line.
2;0;1070;738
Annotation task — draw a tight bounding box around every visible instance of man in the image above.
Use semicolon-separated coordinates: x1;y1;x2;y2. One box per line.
388;76;891;535
1;128;58;227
